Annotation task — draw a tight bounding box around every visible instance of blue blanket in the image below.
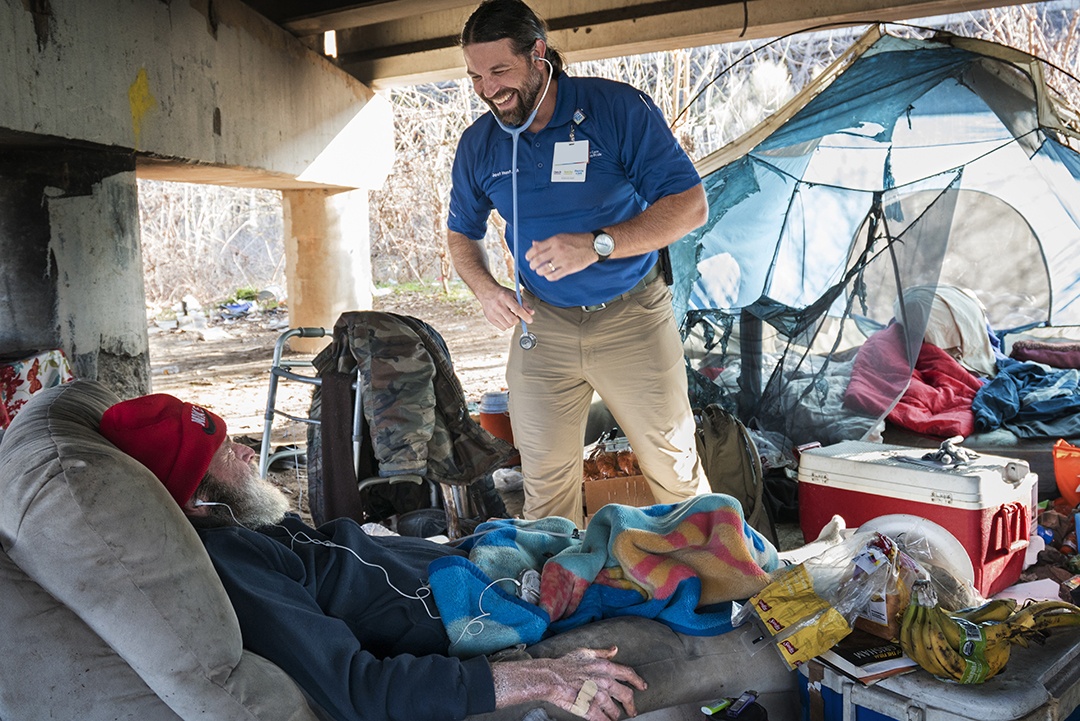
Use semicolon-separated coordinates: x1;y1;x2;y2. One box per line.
428;494;780;657
972;356;1080;438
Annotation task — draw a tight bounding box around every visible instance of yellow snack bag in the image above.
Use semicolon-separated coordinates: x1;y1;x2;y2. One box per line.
772;606;852;670
747;564;830;636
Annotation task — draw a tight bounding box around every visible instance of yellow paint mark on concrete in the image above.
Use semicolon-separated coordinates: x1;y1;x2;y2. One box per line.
128;68;156;149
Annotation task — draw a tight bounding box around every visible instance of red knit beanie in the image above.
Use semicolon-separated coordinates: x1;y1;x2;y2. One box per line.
99;394;227;506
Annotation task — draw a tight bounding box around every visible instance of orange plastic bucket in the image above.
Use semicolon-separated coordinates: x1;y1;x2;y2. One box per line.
1053;438;1080;508
479;391;519;465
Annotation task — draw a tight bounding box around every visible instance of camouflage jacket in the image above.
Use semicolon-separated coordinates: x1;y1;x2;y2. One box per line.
312;310;515;488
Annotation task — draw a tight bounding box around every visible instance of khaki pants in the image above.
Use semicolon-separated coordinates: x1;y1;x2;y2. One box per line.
507;276;708;527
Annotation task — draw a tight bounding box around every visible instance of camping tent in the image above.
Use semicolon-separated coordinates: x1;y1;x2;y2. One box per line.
672;26;1080;449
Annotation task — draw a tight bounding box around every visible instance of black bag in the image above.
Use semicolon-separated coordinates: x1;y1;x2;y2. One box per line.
694;404;778;546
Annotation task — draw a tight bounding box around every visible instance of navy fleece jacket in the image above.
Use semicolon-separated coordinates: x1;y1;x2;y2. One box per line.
197;515;495;721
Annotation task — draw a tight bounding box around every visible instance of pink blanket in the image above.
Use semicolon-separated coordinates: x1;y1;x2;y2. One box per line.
844;323;982;437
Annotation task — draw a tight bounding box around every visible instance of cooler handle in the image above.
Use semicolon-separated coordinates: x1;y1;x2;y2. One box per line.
988;502;1029;557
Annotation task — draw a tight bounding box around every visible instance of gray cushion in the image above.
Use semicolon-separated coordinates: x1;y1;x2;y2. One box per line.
468;617;798;721
0;380;319;721
0;546;182;720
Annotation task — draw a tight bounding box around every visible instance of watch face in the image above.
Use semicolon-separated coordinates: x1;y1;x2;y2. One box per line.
594;232;615;257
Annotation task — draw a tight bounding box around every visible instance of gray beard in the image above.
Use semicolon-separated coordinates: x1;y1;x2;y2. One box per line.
196;468;291;529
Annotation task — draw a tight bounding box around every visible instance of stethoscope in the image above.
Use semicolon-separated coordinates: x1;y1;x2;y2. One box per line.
491;56;553;351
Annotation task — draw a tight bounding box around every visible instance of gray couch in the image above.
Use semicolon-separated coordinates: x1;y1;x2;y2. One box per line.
0;380;321;720
0;380;797;721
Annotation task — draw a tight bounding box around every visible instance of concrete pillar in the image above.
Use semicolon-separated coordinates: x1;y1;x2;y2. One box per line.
0;146;150;399
282;189;372;354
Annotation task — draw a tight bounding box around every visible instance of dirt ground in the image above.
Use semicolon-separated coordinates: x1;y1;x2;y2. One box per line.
148;289;802;548
147;288;512;522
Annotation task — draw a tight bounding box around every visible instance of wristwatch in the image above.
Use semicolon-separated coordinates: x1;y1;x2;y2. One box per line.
592;229;615;262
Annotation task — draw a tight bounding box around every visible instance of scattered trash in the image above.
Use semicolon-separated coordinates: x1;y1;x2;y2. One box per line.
220;301;253;319
493;467;524;493
193;327;233;342
257;285;286;307
361;522;398;537
269;445;307;470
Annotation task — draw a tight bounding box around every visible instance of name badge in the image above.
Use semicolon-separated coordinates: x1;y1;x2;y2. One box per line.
551;140;589;183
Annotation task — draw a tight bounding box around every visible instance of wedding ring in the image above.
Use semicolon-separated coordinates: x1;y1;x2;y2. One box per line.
570;679;598;717
548;261;557;272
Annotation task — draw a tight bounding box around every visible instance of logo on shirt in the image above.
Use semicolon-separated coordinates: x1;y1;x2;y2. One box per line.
491;169;513;179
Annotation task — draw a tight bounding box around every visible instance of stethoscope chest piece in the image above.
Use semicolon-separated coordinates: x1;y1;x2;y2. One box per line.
518;332;538;350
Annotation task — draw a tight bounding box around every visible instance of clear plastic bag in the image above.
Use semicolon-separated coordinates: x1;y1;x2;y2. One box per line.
739;531;931;669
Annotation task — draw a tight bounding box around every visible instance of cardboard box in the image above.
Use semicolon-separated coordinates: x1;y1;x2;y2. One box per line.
798;440;1038;596
582;474;655;518
853;586;907;642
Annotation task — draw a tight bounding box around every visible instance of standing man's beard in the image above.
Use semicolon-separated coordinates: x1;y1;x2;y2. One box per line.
195;467;291;529
484;61;545;127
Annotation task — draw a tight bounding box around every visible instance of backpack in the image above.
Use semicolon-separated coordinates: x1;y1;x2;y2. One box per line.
695;404;778;546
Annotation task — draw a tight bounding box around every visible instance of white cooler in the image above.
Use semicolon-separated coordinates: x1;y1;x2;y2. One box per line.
798;440;1038;596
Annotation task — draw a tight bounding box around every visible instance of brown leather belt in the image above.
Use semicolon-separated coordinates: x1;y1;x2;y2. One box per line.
580;263;662;312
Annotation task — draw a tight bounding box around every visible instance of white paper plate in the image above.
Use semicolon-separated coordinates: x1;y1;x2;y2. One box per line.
856;513;975;585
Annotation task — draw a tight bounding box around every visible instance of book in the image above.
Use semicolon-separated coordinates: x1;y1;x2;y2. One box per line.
816;628;919;685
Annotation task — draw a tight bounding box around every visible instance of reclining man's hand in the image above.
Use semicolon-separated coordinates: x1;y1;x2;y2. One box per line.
491;646;646;720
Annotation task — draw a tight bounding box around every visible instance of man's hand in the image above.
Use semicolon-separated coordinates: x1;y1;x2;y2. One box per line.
476;284;534;331
447;230;535;330
526;232;598;282
491;647;647;720
523;185;709;283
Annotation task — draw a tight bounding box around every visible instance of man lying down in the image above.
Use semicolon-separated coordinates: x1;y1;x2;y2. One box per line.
100;394;807;721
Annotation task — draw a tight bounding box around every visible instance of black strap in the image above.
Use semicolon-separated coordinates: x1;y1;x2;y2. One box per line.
658;246;674;286
320;368;368;524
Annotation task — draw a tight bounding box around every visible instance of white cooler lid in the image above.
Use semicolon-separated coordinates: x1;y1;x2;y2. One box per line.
798;440;1035;508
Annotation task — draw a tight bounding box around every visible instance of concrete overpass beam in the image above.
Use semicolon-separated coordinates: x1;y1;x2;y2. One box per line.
282;189;372;354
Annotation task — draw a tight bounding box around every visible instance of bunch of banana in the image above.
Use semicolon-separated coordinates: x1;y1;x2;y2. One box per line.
899;580;1080;683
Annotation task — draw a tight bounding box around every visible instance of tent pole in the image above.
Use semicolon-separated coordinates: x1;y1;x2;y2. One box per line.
738;309;762;420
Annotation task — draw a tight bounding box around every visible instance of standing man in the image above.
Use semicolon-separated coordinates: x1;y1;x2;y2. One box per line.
447;0;710;527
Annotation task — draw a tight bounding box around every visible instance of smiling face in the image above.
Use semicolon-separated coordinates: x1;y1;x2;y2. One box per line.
464;37;548;127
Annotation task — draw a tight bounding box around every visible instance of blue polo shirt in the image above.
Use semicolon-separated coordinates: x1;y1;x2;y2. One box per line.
448;73;700;308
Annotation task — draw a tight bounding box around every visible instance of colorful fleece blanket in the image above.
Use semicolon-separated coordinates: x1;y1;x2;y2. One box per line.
427;494;780;658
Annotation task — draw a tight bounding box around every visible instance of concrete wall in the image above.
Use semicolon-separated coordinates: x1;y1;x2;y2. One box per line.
0;0;392;190
0;147;150;398
0;0;390;399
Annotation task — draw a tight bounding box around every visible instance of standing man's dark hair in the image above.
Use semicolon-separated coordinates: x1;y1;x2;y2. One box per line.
460;0;565;76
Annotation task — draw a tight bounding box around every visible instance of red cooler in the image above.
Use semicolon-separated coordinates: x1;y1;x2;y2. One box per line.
798;440;1038;596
